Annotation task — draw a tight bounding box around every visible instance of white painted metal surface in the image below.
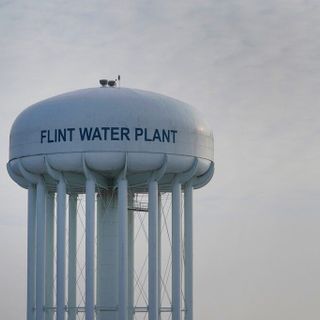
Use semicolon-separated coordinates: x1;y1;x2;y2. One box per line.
158;193;162;315
36;179;46;320
172;182;181;320
148;180;159;320
8;87;213;182
9;88;213;164
7;85;214;320
118;178;129;320
56;180;66;320
97;191;118;318
96;193;104;320
128;194;134;320
85;179;96;320
184;183;193;320
68;194;77;320
27;185;36;320
45;193;54;320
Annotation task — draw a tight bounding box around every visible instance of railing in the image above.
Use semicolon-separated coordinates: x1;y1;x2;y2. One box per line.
128;200;149;212
43;306;179;313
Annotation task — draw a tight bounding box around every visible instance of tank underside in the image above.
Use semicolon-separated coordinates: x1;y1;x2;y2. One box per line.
8;152;213;193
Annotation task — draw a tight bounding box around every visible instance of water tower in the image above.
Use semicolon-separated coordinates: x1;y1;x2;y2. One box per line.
7;81;214;320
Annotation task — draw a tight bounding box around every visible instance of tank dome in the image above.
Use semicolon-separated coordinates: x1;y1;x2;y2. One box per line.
8;87;214;191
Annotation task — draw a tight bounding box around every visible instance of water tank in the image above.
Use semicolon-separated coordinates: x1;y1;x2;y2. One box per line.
7;85;214;320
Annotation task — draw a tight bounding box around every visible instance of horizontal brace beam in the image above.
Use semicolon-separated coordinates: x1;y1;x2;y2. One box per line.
43;306;184;313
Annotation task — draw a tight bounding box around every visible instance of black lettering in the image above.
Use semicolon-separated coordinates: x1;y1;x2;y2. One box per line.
111;127;120;140
79;127;93;141
101;127;110;140
121;127;130;141
135;128;143;140
58;129;66;142
67;128;75;141
171;130;178;143
144;128;152;141
92;127;102;140
153;129;161;142
41;130;46;143
162;130;170;142
48;130;54;143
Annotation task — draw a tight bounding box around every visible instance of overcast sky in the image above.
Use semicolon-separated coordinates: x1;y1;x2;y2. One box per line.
0;1;319;319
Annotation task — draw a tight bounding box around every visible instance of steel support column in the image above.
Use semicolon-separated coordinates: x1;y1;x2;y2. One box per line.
86;179;96;320
172;182;181;320
27;185;36;320
56;180;67;320
45;192;55;320
36;179;46;320
96;190;119;319
96;192;104;320
158;192;162;314
68;194;78;320
128;193;134;320
148;180;159;320
184;183;193;320
118;178;128;320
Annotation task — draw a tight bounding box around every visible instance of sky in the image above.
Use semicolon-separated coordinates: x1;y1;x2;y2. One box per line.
0;0;319;319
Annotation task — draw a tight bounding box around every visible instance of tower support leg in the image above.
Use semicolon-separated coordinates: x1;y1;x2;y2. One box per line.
68;194;78;320
128;193;134;320
118;179;128;320
148;180;159;320
158;192;162;319
56;180;67;320
96;190;121;320
184;184;193;320
172;182;181;320
27;185;36;320
45;192;55;320
86;179;96;320
36;179;46;320
96;192;104;320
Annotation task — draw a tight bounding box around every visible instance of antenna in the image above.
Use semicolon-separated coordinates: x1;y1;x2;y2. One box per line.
99;76;121;88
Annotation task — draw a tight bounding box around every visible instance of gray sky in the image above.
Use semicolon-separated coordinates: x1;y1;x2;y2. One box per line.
1;1;319;319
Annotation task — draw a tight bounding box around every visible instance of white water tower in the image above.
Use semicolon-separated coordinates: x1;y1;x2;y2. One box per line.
7;81;214;320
